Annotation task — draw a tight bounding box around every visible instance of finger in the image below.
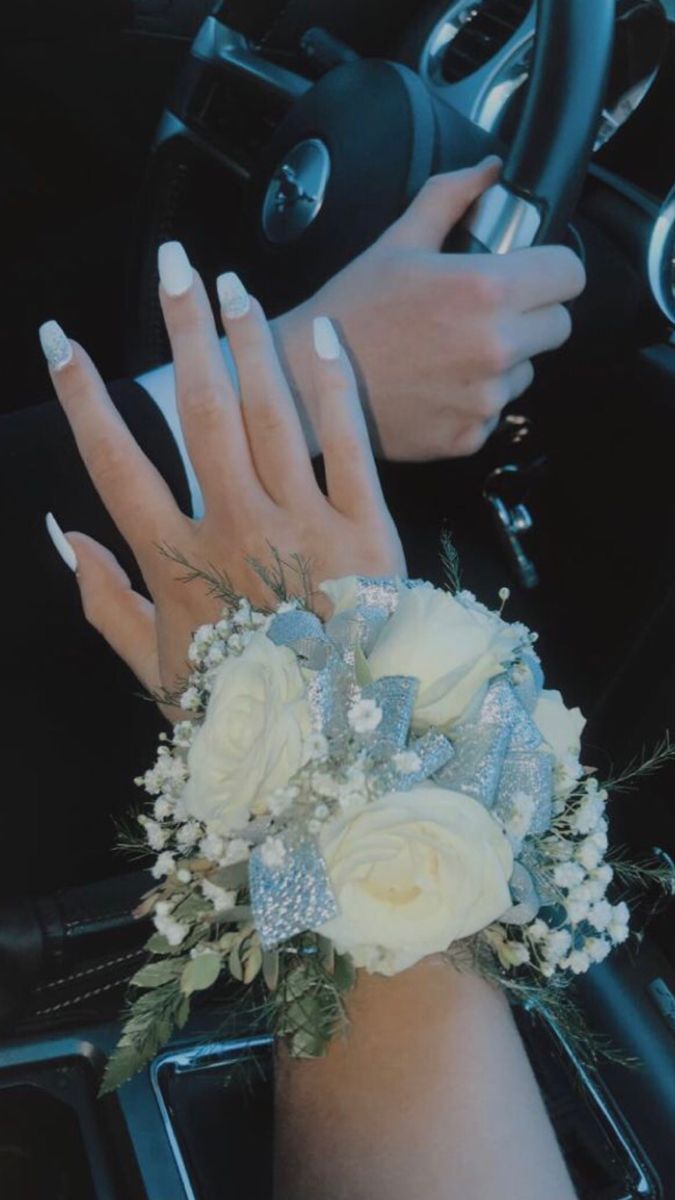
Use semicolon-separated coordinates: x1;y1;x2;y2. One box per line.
217;276;316;506
506;304;572;363
383;157;503;251
46;520;161;693
311;317;387;516
486;246;586;310
40;322;183;561
158;243;255;502
506;359;535;401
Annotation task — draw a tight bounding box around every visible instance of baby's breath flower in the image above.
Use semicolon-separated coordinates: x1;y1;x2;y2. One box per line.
154;913;189;946
142;818;168;852
200;879;236;911
176;820;202;848
553;861;586;890
153;798;171;822
607;901;630;944
172;721;194;749
542;928;572;961
561;949;591;975
180;686;202;712
584;936;611;963
151;851;175;879
575;837;602;871
347;697;383;735
392;750;422;774
303;732;329;763
260;837;287;868
565;894;591;925
199;833;225;862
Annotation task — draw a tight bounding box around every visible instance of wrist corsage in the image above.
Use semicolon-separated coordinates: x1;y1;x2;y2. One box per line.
102;564;674;1092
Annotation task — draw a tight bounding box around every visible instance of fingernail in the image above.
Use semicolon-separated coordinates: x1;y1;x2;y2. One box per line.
39;320;73;371
45;512;78;572
216;271;250;319
158;241;194;297
313;316;340;361
480;154;503;169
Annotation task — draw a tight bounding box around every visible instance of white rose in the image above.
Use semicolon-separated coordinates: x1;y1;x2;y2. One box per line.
317;785;513;975
367;584;521;731
533;690;585;761
182;632;311;834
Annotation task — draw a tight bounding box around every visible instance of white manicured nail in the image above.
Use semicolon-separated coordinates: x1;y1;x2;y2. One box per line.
45;512;78;572
39;320;73;371
158;241;194;297
216;271;250;319
313;316;340;361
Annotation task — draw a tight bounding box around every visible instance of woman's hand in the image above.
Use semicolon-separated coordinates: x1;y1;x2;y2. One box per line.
42;244;405;707
275;158;586;460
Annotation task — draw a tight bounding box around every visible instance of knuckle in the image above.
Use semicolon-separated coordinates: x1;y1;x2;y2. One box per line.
480;332;513;375
549;245;587;298
462;271;506;311
321;429;363;463
472;380;506;421
181;381;223;421
419;173;448;201
251;398;283;439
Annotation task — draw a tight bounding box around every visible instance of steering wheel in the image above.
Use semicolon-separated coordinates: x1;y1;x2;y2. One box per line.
125;0;614;375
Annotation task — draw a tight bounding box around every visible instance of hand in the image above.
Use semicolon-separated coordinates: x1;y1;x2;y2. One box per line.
42;249;405;707
275;157;586;461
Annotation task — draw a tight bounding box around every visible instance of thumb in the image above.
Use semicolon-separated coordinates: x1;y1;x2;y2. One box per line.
46;516;160;693
383;156;502;251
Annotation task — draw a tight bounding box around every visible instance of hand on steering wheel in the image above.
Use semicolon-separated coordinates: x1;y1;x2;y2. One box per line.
277;158;586;461
42;244;405;709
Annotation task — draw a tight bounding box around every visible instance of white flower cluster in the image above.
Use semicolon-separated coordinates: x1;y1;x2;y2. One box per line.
486;777;629;979
136;601;275;940
135;578;631;994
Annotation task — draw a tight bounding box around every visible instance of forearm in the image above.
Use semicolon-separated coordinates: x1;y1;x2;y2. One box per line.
274;956;576;1200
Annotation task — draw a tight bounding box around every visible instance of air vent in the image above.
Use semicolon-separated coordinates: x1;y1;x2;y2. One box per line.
424;0;533;86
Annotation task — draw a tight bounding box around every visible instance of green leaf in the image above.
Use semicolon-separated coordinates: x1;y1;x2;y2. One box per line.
172;893;209;921
130;960;180;989
99;1043;149;1095
180;950;222;996
333;953;356;993
354;645;372;688
317;935;335;975
283;966;313;1001
262;950;279;991
229;941;244;982
243;942;263;985
210;861;249;890
290;1025;329;1058
145;933;172;955
175;994;191;1030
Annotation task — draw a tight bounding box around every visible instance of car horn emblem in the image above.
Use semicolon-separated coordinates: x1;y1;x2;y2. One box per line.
262;138;331;245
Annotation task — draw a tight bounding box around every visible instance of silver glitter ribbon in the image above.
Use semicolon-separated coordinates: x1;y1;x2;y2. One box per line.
439;676;553;833
249;838;339;950
250;582;555;946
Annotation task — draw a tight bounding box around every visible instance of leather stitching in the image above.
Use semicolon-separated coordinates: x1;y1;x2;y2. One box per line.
36;948;144;993
32;976;132;1018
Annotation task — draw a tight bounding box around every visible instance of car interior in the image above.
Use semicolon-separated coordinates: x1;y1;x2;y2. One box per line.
1;1;675;1197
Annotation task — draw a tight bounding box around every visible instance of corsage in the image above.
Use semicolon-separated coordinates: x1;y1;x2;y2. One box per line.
101;565;674;1092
